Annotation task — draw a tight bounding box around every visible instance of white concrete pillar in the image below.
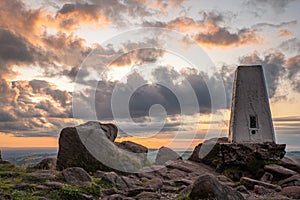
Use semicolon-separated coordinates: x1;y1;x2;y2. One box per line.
229;66;275;143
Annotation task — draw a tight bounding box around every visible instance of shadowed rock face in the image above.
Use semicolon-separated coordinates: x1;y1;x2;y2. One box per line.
189;137;286;180
56;121;148;173
189;173;245;200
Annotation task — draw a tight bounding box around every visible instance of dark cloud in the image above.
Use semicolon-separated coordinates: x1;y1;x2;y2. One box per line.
73;66;230;121
286;55;300;92
279;38;300;53
252;20;297;30
0;29;34;64
239;51;300;98
239;51;286;98
245;0;295;12
195;28;260;47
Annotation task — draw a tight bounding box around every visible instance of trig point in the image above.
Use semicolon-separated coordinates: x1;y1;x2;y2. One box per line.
229;65;275;143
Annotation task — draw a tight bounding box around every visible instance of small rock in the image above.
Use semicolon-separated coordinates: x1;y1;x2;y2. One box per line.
34;158;57;170
264;164;297;180
102;172;128;189
135;192;160;200
235;185;250;195
240;176;281;191
15;183;30;190
164;169;187;180
280;186;300;199
145;177;163;191
254;185;274;195
260;172;273;183
189;173;245;200
62;167;92;185
44;181;64;189
155;147;181;165
36;185;49;190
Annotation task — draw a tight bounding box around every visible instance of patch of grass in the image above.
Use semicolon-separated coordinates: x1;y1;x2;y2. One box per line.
175;192;190;200
60;185;83;199
93;177;111;189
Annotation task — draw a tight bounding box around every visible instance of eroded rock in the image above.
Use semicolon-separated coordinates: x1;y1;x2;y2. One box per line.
62;167;92;185
189;173;244;200
57;121;147;172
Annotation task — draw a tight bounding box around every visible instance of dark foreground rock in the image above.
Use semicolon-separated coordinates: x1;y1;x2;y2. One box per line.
57;121;147;172
189;173;245;200
62;167;92;185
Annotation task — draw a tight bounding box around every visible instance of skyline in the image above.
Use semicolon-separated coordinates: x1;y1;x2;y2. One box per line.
0;0;299;150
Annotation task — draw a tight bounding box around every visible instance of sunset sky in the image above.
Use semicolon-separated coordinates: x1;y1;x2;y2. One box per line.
0;0;299;150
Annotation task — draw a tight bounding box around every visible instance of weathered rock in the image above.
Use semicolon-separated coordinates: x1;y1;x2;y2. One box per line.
189;137;286;180
234;185;250;195
145;177;163;191
189;173;245;200
101;172;130;189
62;167;92;185
221;143;286;165
260;172;273;183
155;146;181;165
254;185;274;195
135;191;160;200
280;157;300;174
217;175;236;187
264;164;297;180
34;158;57;170
280;186;300;199
0;150;2;161
240;177;281;191
166;160;217;176
278;174;300;187
43;181;64;189
57;121;146;172
163;168;187;180
188;137;227;168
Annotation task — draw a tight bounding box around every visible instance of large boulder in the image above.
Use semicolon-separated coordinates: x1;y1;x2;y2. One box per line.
57;121;146;172
189;173;244;200
155;147;181;165
189;137;286;180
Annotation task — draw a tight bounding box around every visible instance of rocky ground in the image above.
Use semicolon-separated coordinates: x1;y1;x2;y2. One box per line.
1;122;300;200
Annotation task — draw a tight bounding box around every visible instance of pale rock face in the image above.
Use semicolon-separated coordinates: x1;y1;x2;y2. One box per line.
229;65;275;143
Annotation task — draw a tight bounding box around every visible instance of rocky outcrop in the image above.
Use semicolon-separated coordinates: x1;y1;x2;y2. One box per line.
189;173;244;200
57;121;148;172
189;137;286;180
264;164;297;180
155;146;182;165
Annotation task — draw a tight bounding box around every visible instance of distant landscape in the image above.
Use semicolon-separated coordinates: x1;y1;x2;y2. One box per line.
2;148;300;167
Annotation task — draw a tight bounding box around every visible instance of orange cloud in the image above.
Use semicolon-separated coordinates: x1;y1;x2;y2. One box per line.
278;29;294;38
